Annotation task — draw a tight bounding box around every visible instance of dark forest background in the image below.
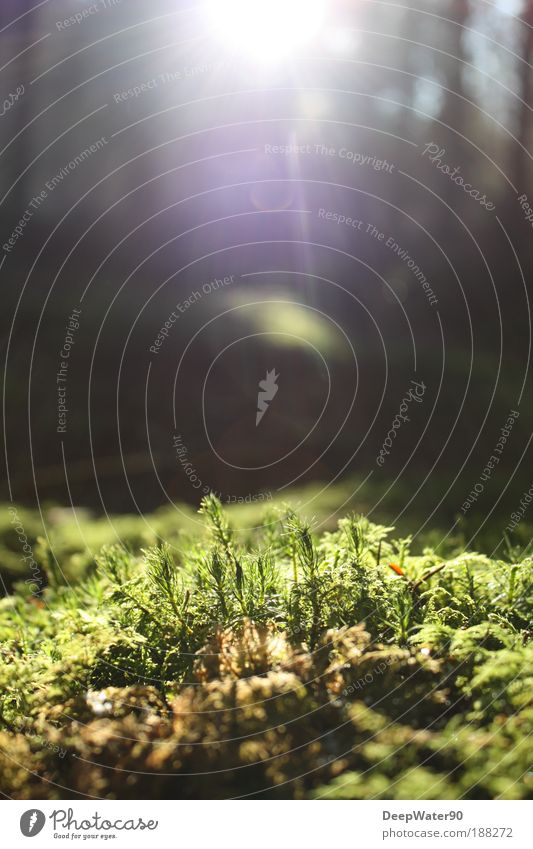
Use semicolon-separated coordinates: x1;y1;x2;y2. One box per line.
1;0;532;534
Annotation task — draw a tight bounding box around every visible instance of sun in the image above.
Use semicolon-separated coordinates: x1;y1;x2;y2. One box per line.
206;0;327;65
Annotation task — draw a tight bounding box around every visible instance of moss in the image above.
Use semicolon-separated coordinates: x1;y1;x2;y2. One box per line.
0;497;531;799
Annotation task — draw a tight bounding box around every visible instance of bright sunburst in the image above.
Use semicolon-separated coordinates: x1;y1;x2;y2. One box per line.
206;0;327;64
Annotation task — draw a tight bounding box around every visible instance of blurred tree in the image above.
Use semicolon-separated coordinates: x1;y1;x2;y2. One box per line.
515;1;533;193
441;0;470;130
440;0;471;213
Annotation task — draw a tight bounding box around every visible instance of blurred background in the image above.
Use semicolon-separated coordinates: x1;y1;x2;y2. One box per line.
0;0;532;551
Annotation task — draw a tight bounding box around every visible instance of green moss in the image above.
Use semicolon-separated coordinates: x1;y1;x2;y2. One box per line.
0;497;531;799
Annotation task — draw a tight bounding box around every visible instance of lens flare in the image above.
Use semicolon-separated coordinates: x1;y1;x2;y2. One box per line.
207;0;326;64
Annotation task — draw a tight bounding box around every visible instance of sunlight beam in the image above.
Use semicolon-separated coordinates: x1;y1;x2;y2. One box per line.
206;0;327;65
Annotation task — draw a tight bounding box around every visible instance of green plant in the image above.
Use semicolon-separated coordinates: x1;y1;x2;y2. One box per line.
0;496;531;800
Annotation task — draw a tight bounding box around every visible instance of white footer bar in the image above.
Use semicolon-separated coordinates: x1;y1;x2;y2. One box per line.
4;800;531;849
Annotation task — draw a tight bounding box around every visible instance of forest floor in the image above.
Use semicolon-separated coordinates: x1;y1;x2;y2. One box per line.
0;495;531;799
